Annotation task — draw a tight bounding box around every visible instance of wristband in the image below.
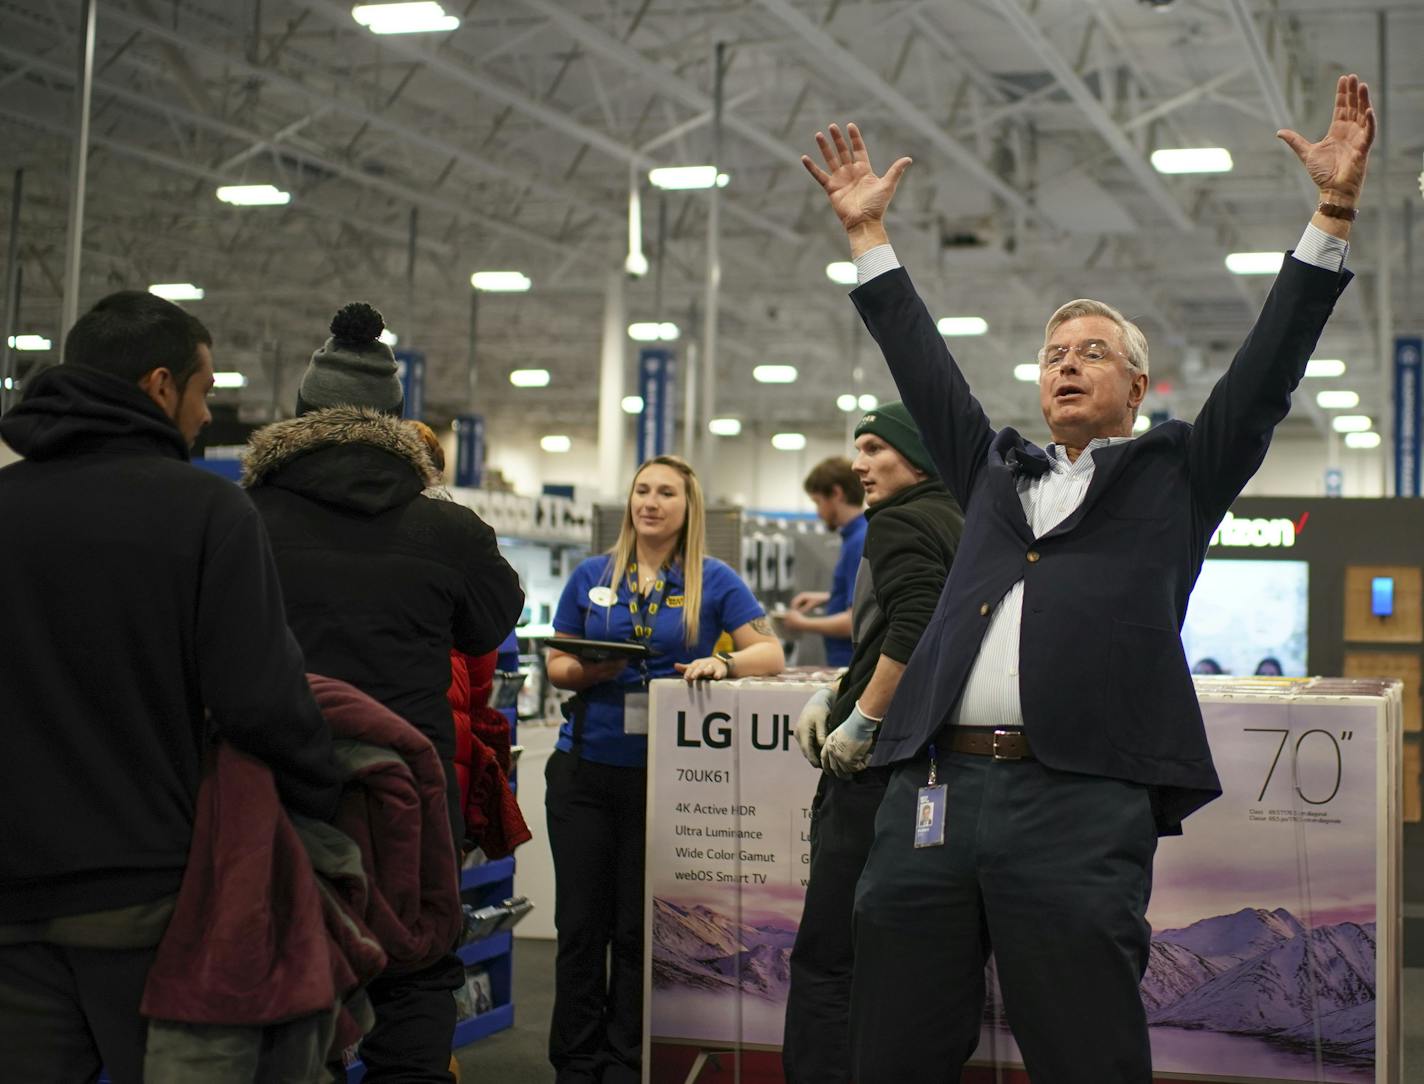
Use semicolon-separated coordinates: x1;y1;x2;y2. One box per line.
1316;202;1358;221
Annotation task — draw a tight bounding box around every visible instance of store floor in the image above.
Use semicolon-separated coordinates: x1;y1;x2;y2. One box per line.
456;938;556;1083
458;949;1424;1082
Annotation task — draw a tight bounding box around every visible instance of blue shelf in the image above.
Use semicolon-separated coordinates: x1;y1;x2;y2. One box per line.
461;855;514;891
457;929;512;967
453;1001;514;1046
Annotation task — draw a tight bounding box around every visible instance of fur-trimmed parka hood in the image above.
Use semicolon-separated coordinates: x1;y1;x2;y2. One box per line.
242;406;440;515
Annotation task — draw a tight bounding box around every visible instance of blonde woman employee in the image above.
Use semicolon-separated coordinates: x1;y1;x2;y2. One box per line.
544;455;783;1084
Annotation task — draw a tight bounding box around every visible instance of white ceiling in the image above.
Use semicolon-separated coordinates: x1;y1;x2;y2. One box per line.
2;0;1421;448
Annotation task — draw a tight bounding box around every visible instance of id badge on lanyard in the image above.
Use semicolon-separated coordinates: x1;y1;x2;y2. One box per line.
623;691;650;735
622;561;667;735
914;743;947;848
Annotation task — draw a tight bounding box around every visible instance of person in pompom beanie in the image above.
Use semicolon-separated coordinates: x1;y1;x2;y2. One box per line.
244;302;524;1083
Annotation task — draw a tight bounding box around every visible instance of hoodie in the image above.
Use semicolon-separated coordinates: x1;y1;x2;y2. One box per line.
0;365;342;922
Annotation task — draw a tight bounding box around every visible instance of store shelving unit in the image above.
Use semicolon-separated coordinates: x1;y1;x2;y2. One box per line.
453;856;518;1046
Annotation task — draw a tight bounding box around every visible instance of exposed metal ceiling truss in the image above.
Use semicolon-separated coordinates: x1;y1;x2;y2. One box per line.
2;0;1421;455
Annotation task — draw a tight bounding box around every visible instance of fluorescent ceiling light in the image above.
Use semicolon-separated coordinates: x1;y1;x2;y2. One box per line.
825;262;858;286
857;393;878;410
937;316;988;336
7;334;51;351
1225;251;1283;275
216;184;291;206
648;165;719;190
621;395;644;414
352;2;459;34
708;417;742;436
212;372;248;389
753;365;798;384
540;434;572;453
836;393;858;412
1013;363;1040;382
1149;147;1234;174
1315;389;1359;409
1331;415;1372;433
771;432;807;451
1133;415;1151;433
1306;358;1346;378
1345;431;1381;449
379;328;398;347
470;270;531;292
509;368;550;388
628;321;679;342
149;283;204;301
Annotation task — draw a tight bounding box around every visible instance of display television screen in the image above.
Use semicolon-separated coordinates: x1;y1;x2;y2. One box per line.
1182;559;1309;677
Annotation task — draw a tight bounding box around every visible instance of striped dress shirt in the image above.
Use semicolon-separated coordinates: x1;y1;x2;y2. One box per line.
853;223;1349;729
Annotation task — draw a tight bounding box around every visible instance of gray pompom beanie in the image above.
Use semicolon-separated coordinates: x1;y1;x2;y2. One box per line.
296;302;403;416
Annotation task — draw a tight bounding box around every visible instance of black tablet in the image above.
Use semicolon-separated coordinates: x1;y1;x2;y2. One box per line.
546;638;650;662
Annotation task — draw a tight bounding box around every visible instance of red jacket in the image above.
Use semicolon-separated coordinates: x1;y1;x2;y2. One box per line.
141;675;461;1052
448;650;531;859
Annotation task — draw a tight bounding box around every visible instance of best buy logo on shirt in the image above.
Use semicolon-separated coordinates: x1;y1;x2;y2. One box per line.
667;595;685;608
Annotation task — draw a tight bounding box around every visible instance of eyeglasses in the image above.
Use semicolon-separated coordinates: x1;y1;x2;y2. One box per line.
1037;339;1128;372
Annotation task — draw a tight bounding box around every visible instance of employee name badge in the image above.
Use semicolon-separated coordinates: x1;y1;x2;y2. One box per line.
914;745;946;848
623;690;650;735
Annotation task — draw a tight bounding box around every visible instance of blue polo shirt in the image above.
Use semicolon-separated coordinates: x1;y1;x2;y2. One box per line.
552;555;764;767
824;513;866;667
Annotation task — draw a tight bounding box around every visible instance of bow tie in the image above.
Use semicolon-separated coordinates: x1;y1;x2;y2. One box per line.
1007;447;1051;478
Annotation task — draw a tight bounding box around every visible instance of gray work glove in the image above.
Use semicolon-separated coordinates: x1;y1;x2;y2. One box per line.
794;687;836;768
821;702;881;779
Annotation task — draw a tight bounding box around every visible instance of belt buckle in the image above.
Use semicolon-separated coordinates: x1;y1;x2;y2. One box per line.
991;729;1021;761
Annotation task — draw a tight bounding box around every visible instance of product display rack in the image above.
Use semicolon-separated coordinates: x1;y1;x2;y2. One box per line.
453;856;518;1046
450;697;521;1052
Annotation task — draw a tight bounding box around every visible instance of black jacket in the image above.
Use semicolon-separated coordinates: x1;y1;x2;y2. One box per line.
854;256;1351;831
243;407;524;764
0;366;342;922
830;479;962;730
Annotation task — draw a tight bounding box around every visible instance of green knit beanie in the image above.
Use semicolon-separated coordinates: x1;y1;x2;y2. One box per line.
854;400;936;477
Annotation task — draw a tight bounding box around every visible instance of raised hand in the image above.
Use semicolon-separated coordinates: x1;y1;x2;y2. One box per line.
801;123;911;237
1277;74;1376;205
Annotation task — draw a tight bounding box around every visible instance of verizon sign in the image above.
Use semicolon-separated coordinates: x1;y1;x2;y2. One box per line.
1209;511;1308;549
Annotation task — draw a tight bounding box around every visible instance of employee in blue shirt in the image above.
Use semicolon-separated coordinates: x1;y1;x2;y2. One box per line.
784;457;866;666
544;454;784;1084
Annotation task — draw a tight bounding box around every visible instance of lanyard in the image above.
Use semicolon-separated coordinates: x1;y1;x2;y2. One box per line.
625;561;670;684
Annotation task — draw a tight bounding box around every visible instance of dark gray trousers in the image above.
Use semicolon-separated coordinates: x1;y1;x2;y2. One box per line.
851;750;1158;1084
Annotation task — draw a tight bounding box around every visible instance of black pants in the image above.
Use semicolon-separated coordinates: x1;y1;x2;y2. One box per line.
357;952;463;1083
851;751;1158;1084
0;941;155;1084
783;767;891;1084
544;749;647;1084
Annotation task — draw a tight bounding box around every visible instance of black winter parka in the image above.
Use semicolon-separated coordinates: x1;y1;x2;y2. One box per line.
242;407;524;767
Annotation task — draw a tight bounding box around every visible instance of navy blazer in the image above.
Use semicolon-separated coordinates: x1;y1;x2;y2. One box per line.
854;255;1351;832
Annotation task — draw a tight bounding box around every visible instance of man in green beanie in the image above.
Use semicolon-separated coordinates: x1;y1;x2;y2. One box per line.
783;400;962;1083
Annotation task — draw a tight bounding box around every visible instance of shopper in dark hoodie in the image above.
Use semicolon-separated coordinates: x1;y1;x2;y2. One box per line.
783;401;963;1083
0;290;343;1084
243;301;524;1083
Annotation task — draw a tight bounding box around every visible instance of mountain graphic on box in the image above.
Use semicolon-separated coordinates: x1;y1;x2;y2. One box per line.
1143;907;1376;1063
651;898;797;1002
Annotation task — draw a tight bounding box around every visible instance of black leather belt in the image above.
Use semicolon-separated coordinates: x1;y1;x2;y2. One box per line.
946;728;1035;761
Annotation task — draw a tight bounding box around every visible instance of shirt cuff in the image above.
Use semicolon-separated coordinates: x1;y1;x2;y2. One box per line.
1290;222;1349;272
855;244;902;285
